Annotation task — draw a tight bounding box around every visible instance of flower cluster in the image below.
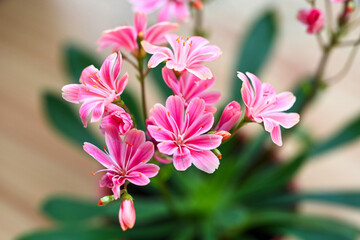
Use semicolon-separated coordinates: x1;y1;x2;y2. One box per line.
61;4;301;231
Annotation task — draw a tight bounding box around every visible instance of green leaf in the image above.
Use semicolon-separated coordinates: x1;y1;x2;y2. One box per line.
242;211;360;239
41;195;114;222
42;92;101;147
251;191;360;209
231;10;278;101
148;60;173;101
17;223;177;240
42;196;169;224
63;44;101;84
236;152;307;200
309;114;360;157
273;226;356;240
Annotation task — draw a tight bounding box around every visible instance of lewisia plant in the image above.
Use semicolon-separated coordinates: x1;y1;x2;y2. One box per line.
28;0;360;239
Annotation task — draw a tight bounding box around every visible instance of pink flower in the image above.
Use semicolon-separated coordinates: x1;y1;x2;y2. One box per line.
215;101;242;131
119;198;136;231
330;0;346;2
128;0;191;23
147;96;222;173
100;104;133;135
162;67;221;113
238;72;300;146
62;53;128;127
98;12;178;53
83;128;159;199
142;34;222;80
297;8;325;34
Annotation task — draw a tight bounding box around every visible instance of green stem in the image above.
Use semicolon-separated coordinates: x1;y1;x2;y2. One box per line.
137;47;148;120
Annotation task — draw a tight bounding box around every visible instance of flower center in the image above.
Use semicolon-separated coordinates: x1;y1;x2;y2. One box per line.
175;134;185;146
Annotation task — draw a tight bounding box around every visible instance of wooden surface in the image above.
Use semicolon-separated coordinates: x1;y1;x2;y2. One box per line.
0;0;359;239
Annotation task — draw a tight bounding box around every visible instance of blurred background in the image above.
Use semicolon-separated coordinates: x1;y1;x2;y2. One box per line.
0;0;359;239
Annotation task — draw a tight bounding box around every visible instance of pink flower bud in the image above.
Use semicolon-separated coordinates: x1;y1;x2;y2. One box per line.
119;199;136;231
297;8;325;34
193;0;203;10
215;130;231;141
100;104;133;135
215;101;241;131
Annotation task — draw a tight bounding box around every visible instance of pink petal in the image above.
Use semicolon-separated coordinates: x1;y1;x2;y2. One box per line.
130;163;160;178
112;184;121;200
116;73;129;95
149;104;174;132
270;125;282;146
265;92;296;113
157;141;178;155
263;112;300;129
188;45;222;65
166;96;185;133
79;99;101;127
134;12;147;34
246;72;263;105
186;64;213;80
198;91;221;105
153;152;173;164
162;67;180;94
185;97;205;126
141;40;172;55
297;9;310;24
79;65;99;85
97;26;137;52
128;142;154;170
173;147;192;171
238;71;254;107
174;1;190;23
158;1;175;22
185;111;214;139
126;171;150;186
105;127;123;167
148;54;170;68
123;129;146;164
185;134;222;150
90;102;105;123
147;125;173;141
190;150;219;174
145;22;179;45
83;142;113;168
215;101;242;131
99;53;122;90
62;84;81;103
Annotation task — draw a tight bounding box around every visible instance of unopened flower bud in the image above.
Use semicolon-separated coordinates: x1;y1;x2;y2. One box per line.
98;195;115;206
119;192;136;231
193;0;203;10
215;130;231;141
215;101;241;131
212;148;222;160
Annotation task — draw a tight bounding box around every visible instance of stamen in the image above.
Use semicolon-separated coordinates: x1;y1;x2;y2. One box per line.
91;171;95;176
157;128;162;131
167;112;171;117
183;42;185;47
189;40;193;47
103;145;106;151
126;141;134;147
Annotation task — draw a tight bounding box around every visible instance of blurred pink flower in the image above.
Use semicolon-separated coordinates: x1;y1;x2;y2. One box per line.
147;96;222;173
98;12;178;53
62;53;128;127
119;198;136;231
330;0;346;2
162;67;221;113
100;104;133;135
215;101;242;131
238;72;300;146
84;128;159;199
297;8;325;34
142;34;222;80
128;0;191;23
